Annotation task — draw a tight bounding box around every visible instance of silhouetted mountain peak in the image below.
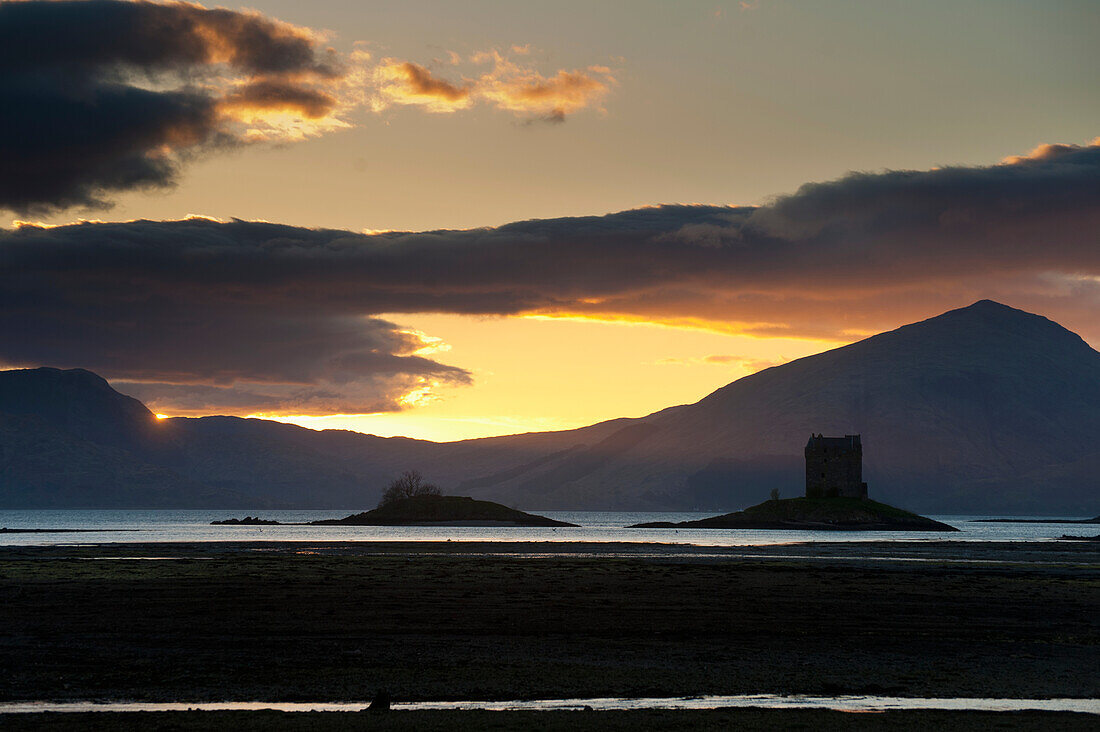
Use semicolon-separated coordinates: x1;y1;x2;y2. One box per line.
796;300;1098;381
0;366;155;447
892;299;1086;346
964;298;1017;311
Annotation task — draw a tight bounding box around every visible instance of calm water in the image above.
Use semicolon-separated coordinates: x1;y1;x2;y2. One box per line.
0;695;1097;714
0;509;1093;546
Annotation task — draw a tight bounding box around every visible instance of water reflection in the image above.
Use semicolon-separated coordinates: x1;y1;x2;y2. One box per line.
1;694;1097;714
0;509;1093;547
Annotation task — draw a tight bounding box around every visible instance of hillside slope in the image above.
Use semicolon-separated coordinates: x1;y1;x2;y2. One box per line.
462;301;1100;514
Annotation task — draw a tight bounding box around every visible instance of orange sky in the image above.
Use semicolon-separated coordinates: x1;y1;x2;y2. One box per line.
257;314;845;441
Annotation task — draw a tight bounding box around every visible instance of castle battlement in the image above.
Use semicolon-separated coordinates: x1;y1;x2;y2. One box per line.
805;434;868;499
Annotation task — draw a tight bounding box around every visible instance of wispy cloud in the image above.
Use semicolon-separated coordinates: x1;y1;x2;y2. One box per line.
470;50;616;122
373;59;473;113
657;355;785;372
372;47;616;123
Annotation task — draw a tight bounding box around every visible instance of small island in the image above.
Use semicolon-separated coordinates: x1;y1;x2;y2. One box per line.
632;434;956;531
211;497;575;528
309;494;577;527
213;470;576;528
630;496;957;531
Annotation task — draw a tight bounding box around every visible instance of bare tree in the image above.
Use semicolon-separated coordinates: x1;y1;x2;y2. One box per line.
769;488;781;502
379;470;441;507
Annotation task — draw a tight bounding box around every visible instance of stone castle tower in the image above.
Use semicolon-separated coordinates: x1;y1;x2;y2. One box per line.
805;434;868;499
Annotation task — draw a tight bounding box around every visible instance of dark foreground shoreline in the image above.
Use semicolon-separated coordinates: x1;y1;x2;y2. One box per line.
3;709;1097;731
1;539;1096;725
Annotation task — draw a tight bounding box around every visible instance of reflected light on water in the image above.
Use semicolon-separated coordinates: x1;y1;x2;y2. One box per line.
0;694;1097;715
0;509;1093;547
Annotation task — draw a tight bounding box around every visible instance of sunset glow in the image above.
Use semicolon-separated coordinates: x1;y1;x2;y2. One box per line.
3;3;1097;715
244;313;848;441
1;0;1097;441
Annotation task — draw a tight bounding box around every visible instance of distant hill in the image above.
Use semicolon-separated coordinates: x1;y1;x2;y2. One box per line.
2;300;1099;514
0;369;219;507
0;367;624;509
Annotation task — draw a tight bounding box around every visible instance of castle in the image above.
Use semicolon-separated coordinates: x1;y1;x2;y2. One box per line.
805;434;868;499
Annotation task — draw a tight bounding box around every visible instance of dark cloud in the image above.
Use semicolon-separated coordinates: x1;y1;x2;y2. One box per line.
0;0;344;213
112;344;471;416
0;4;622;213
2;140;1099;413
0;258;470;415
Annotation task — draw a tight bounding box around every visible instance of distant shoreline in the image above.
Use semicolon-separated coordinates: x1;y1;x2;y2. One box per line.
973;517;1099;524
0;528;144;534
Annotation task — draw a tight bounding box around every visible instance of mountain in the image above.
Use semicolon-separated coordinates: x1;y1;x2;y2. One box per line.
465;300;1100;514
1;300;1098;513
0;367;626;509
0;368;217;507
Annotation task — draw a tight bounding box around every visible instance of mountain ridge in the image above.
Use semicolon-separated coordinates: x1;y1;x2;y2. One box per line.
1;300;1098;513
508;299;1100;512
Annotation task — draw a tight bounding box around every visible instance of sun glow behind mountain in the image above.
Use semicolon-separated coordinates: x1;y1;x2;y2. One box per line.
249;314;836;441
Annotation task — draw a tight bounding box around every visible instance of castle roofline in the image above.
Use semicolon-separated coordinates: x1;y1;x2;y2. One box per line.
806;433;861;448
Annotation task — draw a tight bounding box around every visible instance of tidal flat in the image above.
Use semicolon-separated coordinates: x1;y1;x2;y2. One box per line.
0;541;1096;708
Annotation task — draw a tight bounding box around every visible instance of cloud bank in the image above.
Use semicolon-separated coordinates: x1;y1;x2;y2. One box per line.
0;0;350;214
0;1;617;214
3;139;1099;414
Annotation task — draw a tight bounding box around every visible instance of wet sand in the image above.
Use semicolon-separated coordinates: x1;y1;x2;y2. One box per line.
0;540;1096;709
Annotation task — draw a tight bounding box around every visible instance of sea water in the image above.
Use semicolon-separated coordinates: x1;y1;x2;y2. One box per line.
0;509;1092;546
0;694;1097;714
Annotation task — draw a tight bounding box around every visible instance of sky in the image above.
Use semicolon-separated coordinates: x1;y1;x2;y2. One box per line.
1;0;1098;440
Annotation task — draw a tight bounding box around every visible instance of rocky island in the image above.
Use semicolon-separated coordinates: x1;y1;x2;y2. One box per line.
632;433;954;531
210;516;280;525
309;494;577;527
630;497;958;531
214;495;576;527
